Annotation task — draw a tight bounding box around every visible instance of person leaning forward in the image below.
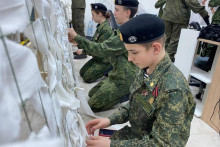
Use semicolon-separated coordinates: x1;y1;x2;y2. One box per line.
85;14;196;147
68;0;139;112
162;0;209;62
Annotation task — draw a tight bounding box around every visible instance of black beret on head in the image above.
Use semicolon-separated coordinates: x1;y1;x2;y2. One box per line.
91;3;107;12
119;14;165;44
114;0;139;7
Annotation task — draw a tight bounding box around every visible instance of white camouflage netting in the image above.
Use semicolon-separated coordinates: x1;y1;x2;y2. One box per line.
0;0;89;146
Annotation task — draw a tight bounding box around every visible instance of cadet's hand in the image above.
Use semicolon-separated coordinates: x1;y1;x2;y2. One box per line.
72;43;78;47
76;49;83;55
86;136;110;147
86;118;110;135
68;28;78;43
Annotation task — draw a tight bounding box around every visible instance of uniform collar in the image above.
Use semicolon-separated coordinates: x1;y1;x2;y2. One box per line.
144;53;172;92
96;20;109;31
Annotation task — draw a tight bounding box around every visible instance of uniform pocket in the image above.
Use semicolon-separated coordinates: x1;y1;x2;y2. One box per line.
135;93;155;116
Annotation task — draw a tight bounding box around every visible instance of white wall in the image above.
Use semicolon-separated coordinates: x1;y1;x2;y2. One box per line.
84;0;115;36
84;0;159;36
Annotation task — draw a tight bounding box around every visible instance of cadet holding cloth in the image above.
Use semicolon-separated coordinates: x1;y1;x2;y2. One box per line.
85;14;195;147
76;3;113;83
68;0;139;112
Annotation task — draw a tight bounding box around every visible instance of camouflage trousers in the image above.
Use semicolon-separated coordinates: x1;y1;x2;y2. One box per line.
88;78;129;112
72;8;85;36
164;20;188;62
80;58;112;83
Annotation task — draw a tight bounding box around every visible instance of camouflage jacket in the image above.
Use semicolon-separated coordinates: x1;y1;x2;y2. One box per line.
209;0;220;25
75;29;137;84
162;0;208;24
155;0;166;18
83;20;114;63
72;0;85;9
109;54;195;146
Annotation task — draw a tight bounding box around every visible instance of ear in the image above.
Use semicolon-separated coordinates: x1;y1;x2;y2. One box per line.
126;9;131;18
152;42;161;55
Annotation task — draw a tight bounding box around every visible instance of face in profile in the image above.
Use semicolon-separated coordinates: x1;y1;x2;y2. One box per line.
91;10;102;23
114;5;129;25
124;43;155;69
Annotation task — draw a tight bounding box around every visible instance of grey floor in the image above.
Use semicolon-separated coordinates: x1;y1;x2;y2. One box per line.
76;56;220;147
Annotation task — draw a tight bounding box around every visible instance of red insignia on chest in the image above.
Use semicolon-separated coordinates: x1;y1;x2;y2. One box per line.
153;86;159;98
142;91;148;96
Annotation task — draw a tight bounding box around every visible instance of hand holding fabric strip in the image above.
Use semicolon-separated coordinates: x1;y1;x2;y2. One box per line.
85;118;110;135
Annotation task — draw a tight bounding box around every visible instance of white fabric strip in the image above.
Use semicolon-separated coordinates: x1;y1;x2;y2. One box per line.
0;38;43;103
0;0;29;35
24;18;49;55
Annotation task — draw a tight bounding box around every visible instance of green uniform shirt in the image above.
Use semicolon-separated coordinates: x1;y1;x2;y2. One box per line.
209;0;220;25
109;54;195;146
92;20;113;43
84;20;114;63
162;0;208;24
72;0;85;9
155;0;166;18
75;29;137;84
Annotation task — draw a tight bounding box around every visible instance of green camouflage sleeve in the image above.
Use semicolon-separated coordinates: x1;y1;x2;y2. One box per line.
83;23;113;55
208;0;220;7
98;30;114;43
74;35;125;58
108;103;130;125
185;0;208;17
111;90;193;146
155;0;166;8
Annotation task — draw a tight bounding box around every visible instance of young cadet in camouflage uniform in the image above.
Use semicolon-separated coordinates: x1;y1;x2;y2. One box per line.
85;14;196;147
76;3;113;83
154;0;166;18
72;0;85;36
162;0;209;62
68;0;139;112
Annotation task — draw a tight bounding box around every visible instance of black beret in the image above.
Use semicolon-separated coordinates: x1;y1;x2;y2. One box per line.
119;14;165;44
91;3;107;12
114;0;139;7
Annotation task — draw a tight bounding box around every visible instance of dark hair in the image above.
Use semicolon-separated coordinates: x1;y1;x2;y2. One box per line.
123;6;138;19
140;34;166;50
92;9;111;19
